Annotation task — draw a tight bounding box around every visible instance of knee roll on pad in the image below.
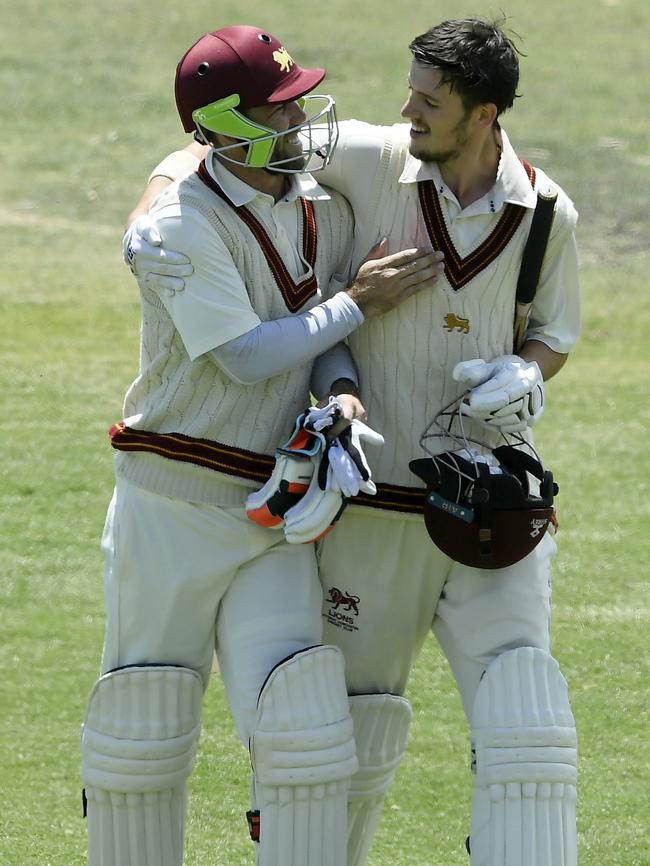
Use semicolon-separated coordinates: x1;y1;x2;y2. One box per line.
347;694;412;866
81;665;203;866
469;647;578;866
251;645;358;866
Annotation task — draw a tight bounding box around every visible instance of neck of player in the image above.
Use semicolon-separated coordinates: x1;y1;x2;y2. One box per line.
439;125;503;210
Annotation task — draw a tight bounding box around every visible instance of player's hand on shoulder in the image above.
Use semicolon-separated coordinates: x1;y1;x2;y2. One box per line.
346;238;444;317
122;214;193;296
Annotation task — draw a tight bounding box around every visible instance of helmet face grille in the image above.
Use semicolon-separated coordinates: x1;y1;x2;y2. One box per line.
192;93;338;174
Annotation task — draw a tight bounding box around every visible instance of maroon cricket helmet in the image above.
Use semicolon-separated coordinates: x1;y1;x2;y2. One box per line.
175;25;326;132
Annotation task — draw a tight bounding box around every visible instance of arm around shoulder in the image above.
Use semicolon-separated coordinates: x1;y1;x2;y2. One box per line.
125;142;208;228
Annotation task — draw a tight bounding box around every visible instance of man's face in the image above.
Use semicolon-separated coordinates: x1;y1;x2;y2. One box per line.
246;99;308;172
401;61;477;164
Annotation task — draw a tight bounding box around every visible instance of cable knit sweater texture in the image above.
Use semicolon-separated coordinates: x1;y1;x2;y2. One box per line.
115;171;354;506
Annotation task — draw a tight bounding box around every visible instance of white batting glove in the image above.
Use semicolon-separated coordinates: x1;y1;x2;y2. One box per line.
452;358;496;390
245;408;326;529
283;473;346;544
245;453;317;529
303;396;344;433
282;417;384;543
454;355;545;432
122;215;193;296
324;420;383;497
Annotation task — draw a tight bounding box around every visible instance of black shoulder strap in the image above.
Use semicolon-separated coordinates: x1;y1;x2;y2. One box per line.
513;182;558;350
517;186;558;305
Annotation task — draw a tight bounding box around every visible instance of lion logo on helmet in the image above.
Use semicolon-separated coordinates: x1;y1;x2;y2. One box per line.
273;47;294;73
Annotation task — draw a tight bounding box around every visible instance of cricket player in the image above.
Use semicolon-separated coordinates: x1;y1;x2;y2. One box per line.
126;18;581;866
81;24;443;866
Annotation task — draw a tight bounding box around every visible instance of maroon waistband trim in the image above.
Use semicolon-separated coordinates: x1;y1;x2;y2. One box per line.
109;422;275;483
351;483;426;515
110;422;428;513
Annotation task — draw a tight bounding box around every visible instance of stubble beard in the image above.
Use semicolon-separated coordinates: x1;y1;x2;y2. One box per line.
410;113;472;165
413;143;462;165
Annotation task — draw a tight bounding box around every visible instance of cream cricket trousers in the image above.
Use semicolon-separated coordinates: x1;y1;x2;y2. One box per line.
100;477;324;742
318;506;556;718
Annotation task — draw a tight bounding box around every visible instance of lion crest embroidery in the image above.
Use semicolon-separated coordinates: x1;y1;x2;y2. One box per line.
273;47;294;73
443;312;470;334
327;587;360;616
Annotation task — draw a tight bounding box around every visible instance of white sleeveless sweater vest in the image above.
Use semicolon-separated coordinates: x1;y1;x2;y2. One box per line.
113;170;353;506
348;127;547;513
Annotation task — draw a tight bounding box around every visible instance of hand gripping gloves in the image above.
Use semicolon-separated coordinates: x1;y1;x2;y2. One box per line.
453;355;545;434
284;418;383;544
246;398;384;543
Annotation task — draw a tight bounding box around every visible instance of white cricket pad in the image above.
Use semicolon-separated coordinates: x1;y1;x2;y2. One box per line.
469;647;577;866
251;645;358;866
82;665;203;866
347;694;412;866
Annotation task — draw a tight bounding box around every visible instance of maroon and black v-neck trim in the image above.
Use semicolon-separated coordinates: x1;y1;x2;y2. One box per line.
418;160;536;291
197;160;318;312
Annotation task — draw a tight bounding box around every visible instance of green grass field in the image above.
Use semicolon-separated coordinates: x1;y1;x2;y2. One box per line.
1;1;648;864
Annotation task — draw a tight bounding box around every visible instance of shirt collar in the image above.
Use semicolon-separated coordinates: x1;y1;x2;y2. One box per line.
397;126;537;212
206;152;331;207
494;130;537;208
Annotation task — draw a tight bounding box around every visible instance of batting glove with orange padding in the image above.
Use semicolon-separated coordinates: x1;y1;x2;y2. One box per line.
284;419;383;543
245;399;343;529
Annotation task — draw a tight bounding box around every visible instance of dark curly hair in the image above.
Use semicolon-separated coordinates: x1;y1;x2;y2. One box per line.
409;18;521;117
